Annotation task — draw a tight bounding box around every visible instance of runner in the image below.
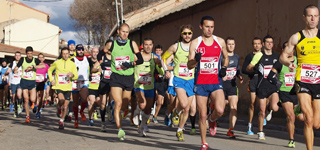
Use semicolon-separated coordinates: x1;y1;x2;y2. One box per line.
0;59;9;110
162;24;195;141
48;47;78;129
187;16;229;149
246;35;280;140
164;55;177;126
222;37;243;138
104;23;143;140
35;53;49;118
71;44;90;128
280;4;320;150
13;46;45;123
6;51;23;117
242;37;262;135
134;37;163;137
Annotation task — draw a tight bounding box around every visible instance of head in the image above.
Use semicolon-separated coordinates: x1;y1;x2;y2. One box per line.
104;39;113;55
154;44;163;56
75;44;84;57
68;40;76;55
303;5;319;29
38;53;45;63
179;24;193;43
14;51;21;61
252;37;262;51
143;37;153;54
262;35;274;51
25;46;33;59
200;16;215;38
1;58;7;67
61;47;70;60
225;37;235;53
117;23;130;40
91;47;99;59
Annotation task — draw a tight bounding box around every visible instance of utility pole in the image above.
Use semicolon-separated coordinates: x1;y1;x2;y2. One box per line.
120;0;123;24
115;0;120;28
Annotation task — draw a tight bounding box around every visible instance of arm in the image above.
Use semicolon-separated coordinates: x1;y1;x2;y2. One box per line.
91;61;100;73
166;55;174;71
34;59;45;69
236;57;243;83
13;59;23;72
280;33;299;68
71;63;78;80
218;37;228;78
154;55;164;75
162;44;177;65
246;52;263;72
48;62;56;82
242;54;254;76
187;38;199;70
267;61;282;85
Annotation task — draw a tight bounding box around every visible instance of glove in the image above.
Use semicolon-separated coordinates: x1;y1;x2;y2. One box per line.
267;70;277;85
219;67;227;78
122;62;133;68
276;81;283;89
195;53;202;62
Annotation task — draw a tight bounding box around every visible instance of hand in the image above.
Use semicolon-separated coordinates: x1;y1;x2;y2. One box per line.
165;71;171;79
239;75;244;84
219;67;227;78
222;76;227;81
122;62;133;68
195;53;202;62
67;72;73;78
27;66;33;71
13;69;18;74
289;63;296;72
51;80;56;86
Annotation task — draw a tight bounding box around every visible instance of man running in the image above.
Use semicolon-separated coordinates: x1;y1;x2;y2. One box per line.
242;37;262;135
246;35;280;140
162;24;195;141
48;47;78;129
0;59;9;110
187;16;228;149
35;53;49;118
14;46;45;123
280;5;320;150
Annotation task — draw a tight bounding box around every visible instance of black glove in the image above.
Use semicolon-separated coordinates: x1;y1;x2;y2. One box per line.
276;81;283;89
267;70;277;85
219;67;227;78
122;62;133;68
195;53;202;62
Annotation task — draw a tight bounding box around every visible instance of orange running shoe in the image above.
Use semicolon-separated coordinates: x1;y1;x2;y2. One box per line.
227;130;236;138
25;116;30;123
74;119;79;128
80;112;86;121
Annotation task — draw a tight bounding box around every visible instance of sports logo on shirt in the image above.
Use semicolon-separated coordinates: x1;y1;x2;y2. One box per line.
196;47;205;55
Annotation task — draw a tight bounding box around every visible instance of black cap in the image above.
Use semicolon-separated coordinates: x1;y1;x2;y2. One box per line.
76;44;84;50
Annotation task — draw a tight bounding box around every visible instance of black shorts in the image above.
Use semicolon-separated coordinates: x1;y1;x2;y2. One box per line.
294;81;320;99
223;82;238;100
256;85;277;99
155;80;168;97
98;79;111;95
89;89;99;97
20;78;36;90
56;90;71;101
279;91;298;105
248;76;258;92
109;73;134;91
0;83;6;89
36;81;45;91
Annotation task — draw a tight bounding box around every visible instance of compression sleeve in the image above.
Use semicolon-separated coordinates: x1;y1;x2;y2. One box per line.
135;52;143;65
161;51;172;65
250;52;263;66
273;61;283;73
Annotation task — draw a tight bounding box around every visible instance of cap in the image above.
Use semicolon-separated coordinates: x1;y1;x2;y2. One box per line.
76;44;84;51
68;40;76;46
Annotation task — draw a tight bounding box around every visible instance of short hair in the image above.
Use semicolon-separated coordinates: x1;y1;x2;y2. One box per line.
179;24;193;41
200;16;214;25
104;39;113;46
61;47;69;53
119;23;130;30
143;37;153;44
26;46;33;53
155;44;163;50
252;37;262;45
15;51;21;54
225;37;235;43
263;35;273;43
303;4;318;16
282;41;288;49
38;53;44;57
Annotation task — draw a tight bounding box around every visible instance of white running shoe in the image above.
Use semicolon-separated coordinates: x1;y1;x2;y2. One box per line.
266;110;273;121
138;126;146;137
133;107;141;126
257;132;265;140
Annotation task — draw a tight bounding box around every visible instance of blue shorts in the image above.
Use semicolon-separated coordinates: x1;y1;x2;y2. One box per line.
72;84;89;93
167;86;176;96
134;88;155;98
11;84;21;94
194;83;223;97
173;77;195;97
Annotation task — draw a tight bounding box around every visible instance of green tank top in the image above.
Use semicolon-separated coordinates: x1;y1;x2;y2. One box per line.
134;53;155;90
21;57;36;80
279;56;297;92
111;40;135;75
173;42;194;80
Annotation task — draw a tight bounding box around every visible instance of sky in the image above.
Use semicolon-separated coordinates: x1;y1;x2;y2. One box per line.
22;0;81;44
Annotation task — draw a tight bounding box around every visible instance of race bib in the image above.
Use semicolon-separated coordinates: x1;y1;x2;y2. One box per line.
91;74;100;84
226;67;237;80
115;56;130;70
138;73;152;85
200;57;218;74
178;63;193;77
103;67;112;79
22;70;34;79
263;65;273;78
36;74;45;82
13;70;22;78
284;72;295;87
58;73;70;84
72;80;85;91
300;63;320;84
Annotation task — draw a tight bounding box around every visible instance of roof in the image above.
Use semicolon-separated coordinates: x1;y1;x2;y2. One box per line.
108;0;205;37
0;43;58;60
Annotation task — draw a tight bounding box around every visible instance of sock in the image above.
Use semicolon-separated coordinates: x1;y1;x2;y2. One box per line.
60;119;64;122
177;128;183;132
80;102;87;113
17;98;22;105
73;106;79;121
190;115;196;129
100;108;106;122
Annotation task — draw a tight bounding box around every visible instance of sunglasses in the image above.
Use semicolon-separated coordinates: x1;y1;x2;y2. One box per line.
182;32;193;35
77;49;84;51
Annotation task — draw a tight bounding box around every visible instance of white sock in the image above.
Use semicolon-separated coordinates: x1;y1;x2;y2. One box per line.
177;128;183;132
248;123;252;128
60;119;64;122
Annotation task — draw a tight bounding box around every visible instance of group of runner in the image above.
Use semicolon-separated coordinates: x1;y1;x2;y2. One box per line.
1;4;320;150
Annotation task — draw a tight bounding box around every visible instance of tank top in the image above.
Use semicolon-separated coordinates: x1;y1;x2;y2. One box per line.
134;53;155;90
21;57;36;80
173;42;194;80
73;56;89;81
10;61;22;85
111;40;135;76
279;57;297;92
101;55;112;80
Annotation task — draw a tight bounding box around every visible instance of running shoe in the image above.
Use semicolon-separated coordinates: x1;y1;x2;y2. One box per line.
101;122;107;132
133;107;140;126
200;142;209;150
257;131;265;140
9;104;14;112
164;113;171;126
25;116;30;123
65;114;72;122
88;119;94;126
294;104;301;117
17;105;22;115
74;119;79;128
80;112;86;121
227;130;236;138
93;112;98;120
176;131;184;141
56;107;61;118
266;110;273;121
122;110;129;119
32;105;37;113
152;117;158;124
118;129;126;141
36;112;40;119
59;121;64;129
209;121;217;136
247;126;254;135
190;128;196;135
171;111;180;126
14;112;17;118
138;126;146;137
107;106;114;122
288;140;295;148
